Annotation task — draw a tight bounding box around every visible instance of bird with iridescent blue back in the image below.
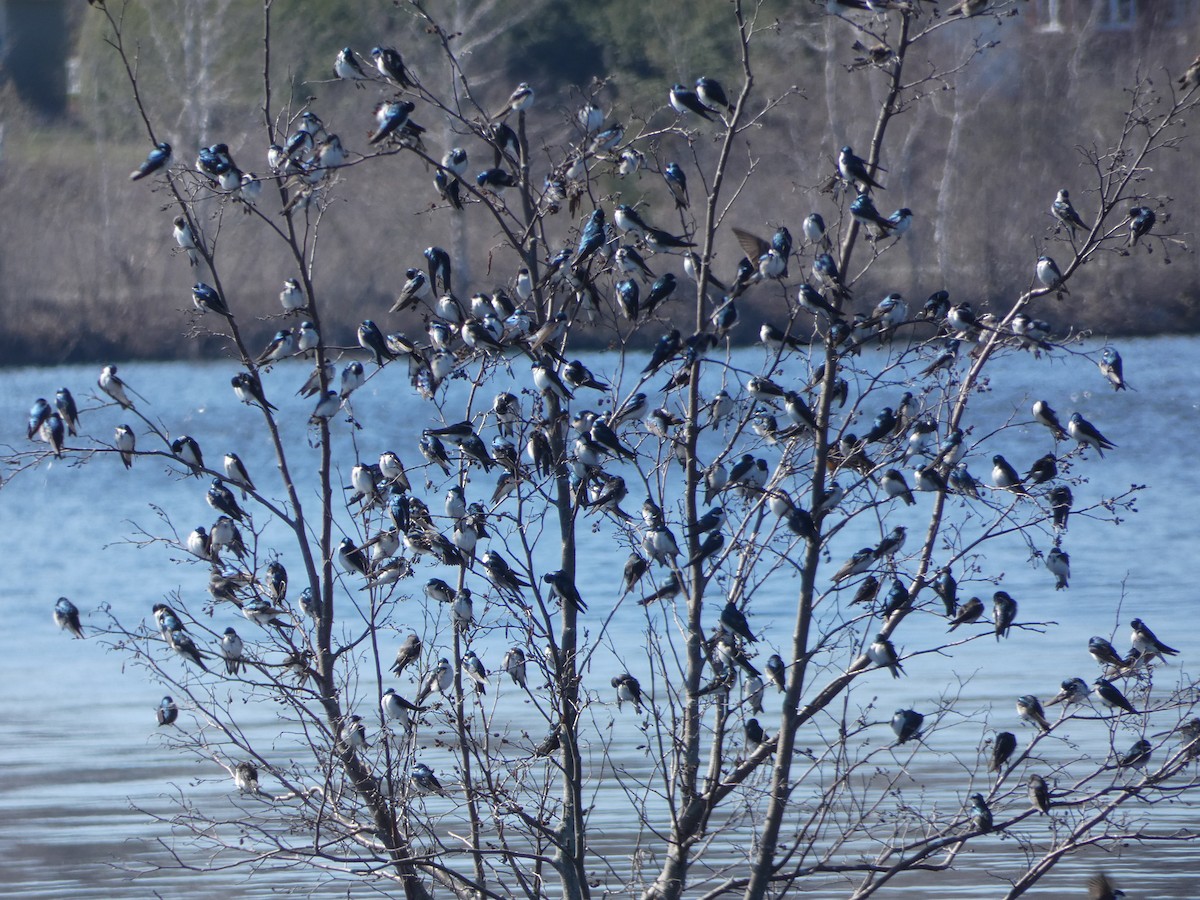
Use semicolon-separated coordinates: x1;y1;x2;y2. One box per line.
695;76;733;113
891;708;923;744
838;145;885;192
663;162;688;209
192;282;228;316
1098;346;1128;391
670;84;715;120
850;193;894;237
130;141;171;181
1067;412;1115;457
370;46;412;88
1127;206;1155;247
1052;188;1086;236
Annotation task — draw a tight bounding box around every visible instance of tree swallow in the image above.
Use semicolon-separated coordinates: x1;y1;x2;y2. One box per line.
695;76;734;113
99;364;135;409
1093;677;1137;715
838;145;885;192
1052;188;1086;236
370;46;412;88
669;84;715;120
868;634;903;678
612;673;644;711
130;141;171;181
891;708;923;744
1016;694;1050;732
54;596;84;638
1127;206;1155;247
947;596;984;631
968;793;993;833
1046;546;1070;590
1130;617;1179;658
1067;412;1115;457
391;633;421;677
410;762;448;796
1097;346;1127;391
993;591;1017;641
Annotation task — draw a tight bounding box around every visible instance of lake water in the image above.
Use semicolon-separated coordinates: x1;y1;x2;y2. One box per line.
3;337;1200;898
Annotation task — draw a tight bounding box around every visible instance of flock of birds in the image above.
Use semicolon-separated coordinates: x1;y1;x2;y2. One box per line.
32;14;1200;893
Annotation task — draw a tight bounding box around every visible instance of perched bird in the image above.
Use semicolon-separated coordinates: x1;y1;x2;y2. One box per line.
947;596;984;632
542;570;588;613
868;634;903;678
1098;346;1128;391
1035;255;1066;291
222;452;254;498
1089;636;1126;668
990;731;1017;773
171;435;205;476
612;673;644;711
1068;412;1115;457
1049;484;1073;531
130;141;172;181
993;591;1017;641
410;762;448;797
695;76;733;113
1052;188;1087;236
157;696;179;727
502;647;528;689
838;145;884;192
1116;738;1152;770
232;372;277;411
1031;400;1068;440
1028;774;1051;814
1016;694;1050;733
334;46;367;84
115;424;136;469
669;83;715;120
1093;677;1137;715
1025;453;1057;486
390;633;421;677
765;654;785;691
371;46;413;88
99;364;134;409
462;649;489;695
1046;677;1090;708
720;601;758;643
191;281;228;316
1130;617;1179;658
173;216;199;267
338;537;369;577
207;478;246;522
416;658;453;705
968;793;992;833
663;162;689;208
358;320;395;367
381;689;424;731
891;708;924;744
234;762;259;794
219;627;244;675
169;629;208;671
1046;546;1070;590
991;455;1026;494
54;597;84;638
832;548;875;584
744;717;768;751
492;82;534;120
1127;206;1155;247
881;469;915;506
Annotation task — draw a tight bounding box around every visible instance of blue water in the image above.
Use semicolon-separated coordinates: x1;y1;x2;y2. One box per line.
2;337;1199;897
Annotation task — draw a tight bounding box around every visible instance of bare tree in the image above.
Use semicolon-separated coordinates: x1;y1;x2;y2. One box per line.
9;1;1200;898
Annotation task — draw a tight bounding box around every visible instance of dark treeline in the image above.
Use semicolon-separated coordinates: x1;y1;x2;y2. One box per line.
1;0;1196;365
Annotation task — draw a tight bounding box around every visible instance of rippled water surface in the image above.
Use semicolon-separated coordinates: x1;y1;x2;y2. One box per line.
3;337;1200;897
